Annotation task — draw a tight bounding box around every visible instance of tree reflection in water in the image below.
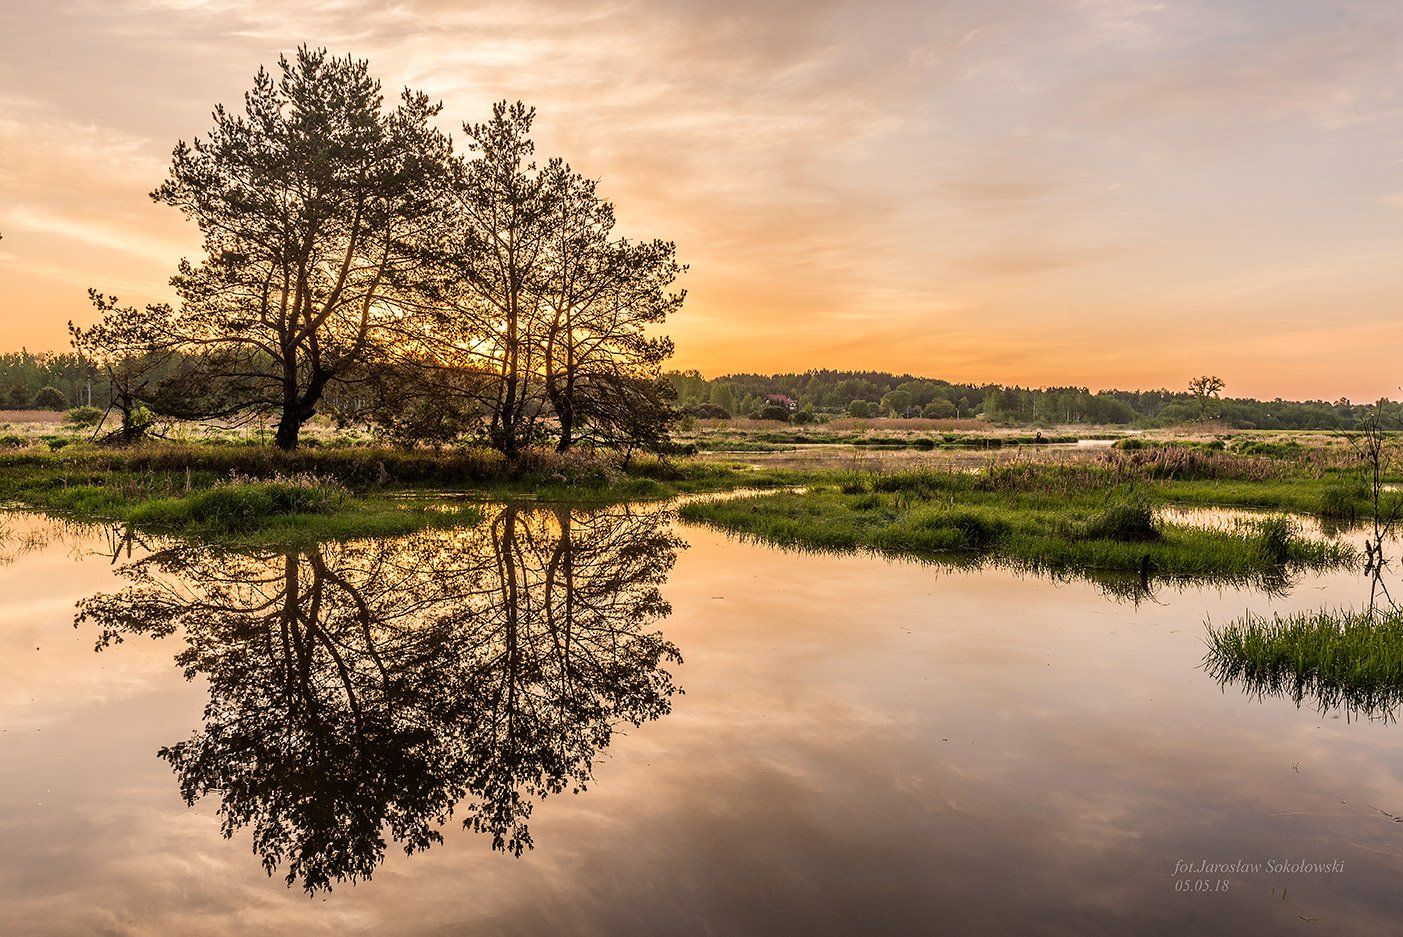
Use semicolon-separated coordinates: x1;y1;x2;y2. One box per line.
76;504;684;891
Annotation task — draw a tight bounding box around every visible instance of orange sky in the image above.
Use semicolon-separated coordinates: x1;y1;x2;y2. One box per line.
1;0;1402;400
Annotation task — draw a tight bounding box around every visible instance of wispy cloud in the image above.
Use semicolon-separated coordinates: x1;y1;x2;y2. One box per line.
0;0;1401;398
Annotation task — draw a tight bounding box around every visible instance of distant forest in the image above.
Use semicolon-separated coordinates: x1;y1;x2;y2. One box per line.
0;351;1377;432
665;369;1377;430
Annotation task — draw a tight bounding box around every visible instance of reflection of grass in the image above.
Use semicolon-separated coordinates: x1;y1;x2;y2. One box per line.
1205;609;1403;719
679;483;1352;579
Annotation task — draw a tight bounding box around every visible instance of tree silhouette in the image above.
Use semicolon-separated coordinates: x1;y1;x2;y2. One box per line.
76;505;684;890
146;47;453;450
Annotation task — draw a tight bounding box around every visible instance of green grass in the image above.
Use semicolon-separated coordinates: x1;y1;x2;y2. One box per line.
0;436;1389;551
679;480;1353;582
0;443;816;544
1205;608;1403;718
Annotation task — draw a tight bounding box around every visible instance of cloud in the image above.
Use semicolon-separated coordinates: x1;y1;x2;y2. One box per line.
1;0;1402;397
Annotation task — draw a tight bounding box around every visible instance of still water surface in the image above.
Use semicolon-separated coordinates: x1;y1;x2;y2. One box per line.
1;504;1401;936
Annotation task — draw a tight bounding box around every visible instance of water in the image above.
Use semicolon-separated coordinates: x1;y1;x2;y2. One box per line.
2;505;1402;935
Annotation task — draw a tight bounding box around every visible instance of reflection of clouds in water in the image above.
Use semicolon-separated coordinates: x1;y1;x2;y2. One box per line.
7;512;1403;933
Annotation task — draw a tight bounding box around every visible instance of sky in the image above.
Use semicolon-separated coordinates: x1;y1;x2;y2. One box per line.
1;0;1401;400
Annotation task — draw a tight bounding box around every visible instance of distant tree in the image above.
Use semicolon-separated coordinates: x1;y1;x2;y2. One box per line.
32;386;68;410
922;399;956;419
149;47;453;450
1188;375;1226;421
759;404;790;422
880;389;913;417
957;396;970;419
792;409;817;425
848;400;870;418
69;292;182;443
709;382;738;414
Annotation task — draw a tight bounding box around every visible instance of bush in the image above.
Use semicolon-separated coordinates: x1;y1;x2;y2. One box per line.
848;400;871;418
64;406;104;427
758;405;791;422
32;386;69;410
792;410;816;425
689;403;731;420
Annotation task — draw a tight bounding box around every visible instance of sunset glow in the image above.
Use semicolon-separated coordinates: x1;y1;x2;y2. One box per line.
2;0;1402;399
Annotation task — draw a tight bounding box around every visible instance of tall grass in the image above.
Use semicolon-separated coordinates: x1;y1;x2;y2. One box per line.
1206;608;1403;719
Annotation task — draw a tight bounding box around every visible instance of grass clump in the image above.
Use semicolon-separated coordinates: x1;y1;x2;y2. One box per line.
1318;479;1368;522
1206;608;1403;718
128;472;349;533
1081;498;1158;542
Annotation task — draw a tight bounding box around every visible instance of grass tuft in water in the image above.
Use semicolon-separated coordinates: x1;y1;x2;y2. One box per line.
1205;608;1403;719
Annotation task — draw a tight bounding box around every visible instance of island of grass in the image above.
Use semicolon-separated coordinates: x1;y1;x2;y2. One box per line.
678;460;1359;581
1205;608;1403;718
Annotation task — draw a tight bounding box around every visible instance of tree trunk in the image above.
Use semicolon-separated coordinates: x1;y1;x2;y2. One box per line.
554;401;573;452
274;411;301;451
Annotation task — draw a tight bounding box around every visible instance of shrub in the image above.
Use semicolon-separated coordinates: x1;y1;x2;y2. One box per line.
32;386;69;410
64;406;105;427
759;404;791;422
792;410;816;425
689;403;730;420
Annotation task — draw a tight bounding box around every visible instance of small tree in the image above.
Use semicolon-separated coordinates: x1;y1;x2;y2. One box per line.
538;162;683;452
848;400;870;418
1188;375;1225;421
69;292;175;443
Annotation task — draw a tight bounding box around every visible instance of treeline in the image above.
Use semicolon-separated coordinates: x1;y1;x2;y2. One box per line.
665;369;1379;430
0;351;96;411
63;48;682;455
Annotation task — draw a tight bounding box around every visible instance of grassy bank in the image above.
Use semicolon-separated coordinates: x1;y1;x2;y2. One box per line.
0;437;1387;550
1205;608;1403;718
0;443;808;543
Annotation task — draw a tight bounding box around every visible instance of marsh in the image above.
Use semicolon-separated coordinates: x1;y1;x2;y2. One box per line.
2;498;1401;935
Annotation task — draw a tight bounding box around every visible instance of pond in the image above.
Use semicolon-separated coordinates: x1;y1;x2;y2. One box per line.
1;503;1401;935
